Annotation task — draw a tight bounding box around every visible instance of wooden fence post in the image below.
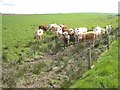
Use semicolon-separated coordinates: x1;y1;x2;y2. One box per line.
87;47;91;70
107;35;110;50
115;29;118;40
86;41;91;70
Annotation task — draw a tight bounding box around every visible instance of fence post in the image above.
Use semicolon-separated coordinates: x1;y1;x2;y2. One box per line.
87;48;91;69
86;41;91;70
115;29;118;40
107;35;110;50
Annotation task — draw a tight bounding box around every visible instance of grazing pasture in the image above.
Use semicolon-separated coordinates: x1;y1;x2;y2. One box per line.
2;13;118;88
2;13;118;62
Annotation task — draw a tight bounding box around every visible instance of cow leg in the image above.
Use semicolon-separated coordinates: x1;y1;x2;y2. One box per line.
99;34;102;45
64;43;67;49
64;38;67;49
73;36;75;44
82;41;86;49
38;36;40;44
67;39;69;46
78;38;80;44
36;36;39;43
75;36;78;44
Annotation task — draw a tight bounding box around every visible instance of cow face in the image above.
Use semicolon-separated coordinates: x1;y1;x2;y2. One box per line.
63;32;69;39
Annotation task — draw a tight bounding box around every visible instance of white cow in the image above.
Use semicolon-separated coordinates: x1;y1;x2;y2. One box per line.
106;25;112;34
62;31;70;47
56;27;63;37
34;29;44;43
94;26;105;40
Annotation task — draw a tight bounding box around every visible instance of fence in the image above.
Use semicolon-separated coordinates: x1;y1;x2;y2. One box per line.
37;28;119;88
86;29;118;69
59;28;118;87
3;28;118;88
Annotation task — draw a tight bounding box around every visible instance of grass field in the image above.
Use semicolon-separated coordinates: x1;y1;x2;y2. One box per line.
2;13;118;62
70;40;118;88
1;13;119;88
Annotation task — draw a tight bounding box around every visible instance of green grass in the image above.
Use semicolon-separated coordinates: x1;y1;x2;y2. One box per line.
2;13;118;62
70;40;118;88
1;13;119;88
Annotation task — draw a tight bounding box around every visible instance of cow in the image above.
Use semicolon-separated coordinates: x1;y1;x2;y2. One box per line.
93;26;105;40
68;28;74;35
60;24;68;32
48;23;58;31
62;25;68;32
68;28;75;43
74;27;88;43
56;27;63;38
60;24;65;28
34;29;44;43
62;31;70;47
105;25;112;34
38;24;48;31
80;31;96;47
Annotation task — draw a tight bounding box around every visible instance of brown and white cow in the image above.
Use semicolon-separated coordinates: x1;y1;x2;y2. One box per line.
80;31;96;47
38;24;48;31
74;27;88;43
60;24;68;32
48;23;59;31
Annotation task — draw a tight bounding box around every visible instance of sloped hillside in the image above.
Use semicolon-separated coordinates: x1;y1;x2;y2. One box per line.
70;40;118;88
